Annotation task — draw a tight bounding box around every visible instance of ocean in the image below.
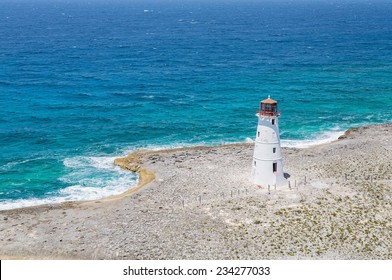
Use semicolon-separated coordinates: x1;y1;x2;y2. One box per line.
1;0;391;210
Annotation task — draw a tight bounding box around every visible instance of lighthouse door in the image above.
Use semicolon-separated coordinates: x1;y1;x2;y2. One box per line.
273;162;277;173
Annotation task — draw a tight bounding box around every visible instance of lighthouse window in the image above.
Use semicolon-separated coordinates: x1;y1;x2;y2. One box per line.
273;163;277;172
272;119;275;125
273;148;276;153
257;131;260;137
254;161;256;166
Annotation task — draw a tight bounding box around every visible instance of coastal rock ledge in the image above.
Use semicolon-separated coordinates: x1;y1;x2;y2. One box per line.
0;123;391;259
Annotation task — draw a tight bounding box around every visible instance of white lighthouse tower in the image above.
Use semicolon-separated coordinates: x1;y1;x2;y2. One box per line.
252;96;286;187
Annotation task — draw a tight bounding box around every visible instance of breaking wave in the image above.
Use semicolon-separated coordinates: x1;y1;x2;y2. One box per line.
0;156;138;211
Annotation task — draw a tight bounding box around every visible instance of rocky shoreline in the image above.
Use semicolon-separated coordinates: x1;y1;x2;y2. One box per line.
0;123;391;259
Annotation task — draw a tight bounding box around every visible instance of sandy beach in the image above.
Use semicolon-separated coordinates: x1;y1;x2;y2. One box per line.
0;123;391;259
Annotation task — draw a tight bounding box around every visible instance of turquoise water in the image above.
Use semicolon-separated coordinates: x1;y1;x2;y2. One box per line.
1;0;391;210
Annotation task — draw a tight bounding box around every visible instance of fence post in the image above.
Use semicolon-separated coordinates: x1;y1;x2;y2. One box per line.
288;180;291;190
304;176;307;185
231;190;233;197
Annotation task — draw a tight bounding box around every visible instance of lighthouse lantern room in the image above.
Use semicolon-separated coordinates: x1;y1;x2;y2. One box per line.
252;96;287;188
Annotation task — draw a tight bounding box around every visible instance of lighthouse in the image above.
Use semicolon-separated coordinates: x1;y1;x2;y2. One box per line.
252;96;286;188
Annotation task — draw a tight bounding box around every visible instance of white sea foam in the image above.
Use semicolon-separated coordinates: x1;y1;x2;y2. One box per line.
141;95;154;99
0;181;135;211
0;156;138;211
0;197;69;211
0;158;41;171
125;141;210;153
281;130;345;148
63;156;118;170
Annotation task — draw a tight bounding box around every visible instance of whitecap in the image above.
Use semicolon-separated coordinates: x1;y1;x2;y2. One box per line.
141;95;155;99
0;158;42;171
281;130;345;148
365;114;374;120
143;142;205;151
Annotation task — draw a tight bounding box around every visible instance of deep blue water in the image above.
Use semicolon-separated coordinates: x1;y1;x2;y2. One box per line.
1;0;391;209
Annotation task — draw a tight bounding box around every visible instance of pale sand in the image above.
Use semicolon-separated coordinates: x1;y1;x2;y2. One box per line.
0;124;391;259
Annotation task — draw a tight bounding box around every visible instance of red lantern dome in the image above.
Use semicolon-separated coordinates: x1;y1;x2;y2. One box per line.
259;96;279;117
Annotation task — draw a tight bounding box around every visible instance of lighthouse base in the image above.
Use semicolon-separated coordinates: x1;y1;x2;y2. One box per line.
251;167;288;188
253;179;288;189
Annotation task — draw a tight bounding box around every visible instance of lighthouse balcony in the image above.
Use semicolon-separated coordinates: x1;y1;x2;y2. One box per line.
256;110;281;117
